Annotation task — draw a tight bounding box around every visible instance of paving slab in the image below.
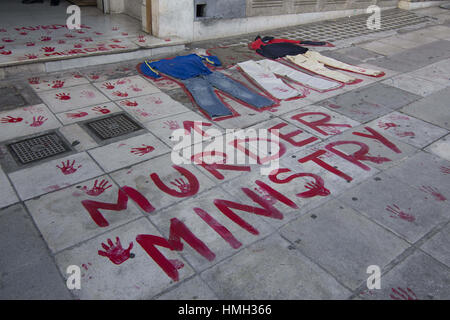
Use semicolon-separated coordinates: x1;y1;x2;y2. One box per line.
365;111;448;148
281;104;360;139
55;218;194;299
358;250;450;300
87;133;171;173
9;152;104;200
421;223;450;268
0;103;61;142
382;74;447;97
407;58;450;86
0;204;71;300
55;102;121;125
401;87;450;130
151;187;275;272
25;174;144;253
109;153;216;212
384;151;450;203
280;200;410;290
58;124;99;152
328;46;384;63
201;233;351;299
319;82;422;122
38;83;110;113
156;276;218;300
425;133;450;162
0;166;18;209
358;41;406;56
339;173;450;243
93;75;160;100
117;92;190;124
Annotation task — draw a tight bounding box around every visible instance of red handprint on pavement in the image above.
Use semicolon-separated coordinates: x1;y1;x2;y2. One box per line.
80;90;96;99
0;116;23;123
120;100;138;107
2;37;14;43
40;36;51;42
26;42;35;46
138;35;146;42
29;116;48;127
113;91;128;97
98;237;133;265
420;185;446;201
298;180;331;198
82;179;112;196
163;120;180;130
73;43;83;48
378;122;397;130
28;77;40;85
51;80;65;89
66;111;88;119
440;166;450;175
389;287;418;300
169;178;192;194
396;131;415;138
24;54;38;59
41;46;55;52
129;84;142;92
0;50;11;55
386;204;415;222
116;79;129;85
56;160;82;175
102;82;115;90
64;33;75;38
57;40;66;44
92;106;111;114
130;144;155;156
83;37;93;42
89;74;100;80
149;97;163;104
55;92;71;100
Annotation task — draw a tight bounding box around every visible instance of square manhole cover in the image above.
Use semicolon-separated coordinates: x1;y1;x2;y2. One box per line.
86;113;143;140
8;133;71;165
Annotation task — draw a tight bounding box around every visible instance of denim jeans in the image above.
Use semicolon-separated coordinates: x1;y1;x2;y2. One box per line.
181;71;274;118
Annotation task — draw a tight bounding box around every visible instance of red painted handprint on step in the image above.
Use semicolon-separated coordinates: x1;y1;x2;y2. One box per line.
55;92;71;100
130;144;155;156
0;116;23;123
41;46;55;52
82;179;112;196
29;116;48;127
24;54;38;59
120;100;138;107
386;204;415;222
420;185;446;201
56;160;81;175
378;122;397;130
163;120;180;130
28;77;40;85
102;82;115;90
0;50;11;55
51;80;65;89
66;111;88;119
440;166;450;175
98;237;133;265
40;36;51;42
113;91;128;98
390;287;418;300
92;106;110;114
170;178;192;195
298;180;330;198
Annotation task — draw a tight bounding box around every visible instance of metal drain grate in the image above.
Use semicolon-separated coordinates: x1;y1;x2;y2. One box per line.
86;114;143;140
8;133;70;164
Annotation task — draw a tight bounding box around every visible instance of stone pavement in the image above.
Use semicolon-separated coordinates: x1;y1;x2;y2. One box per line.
0;7;450;300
